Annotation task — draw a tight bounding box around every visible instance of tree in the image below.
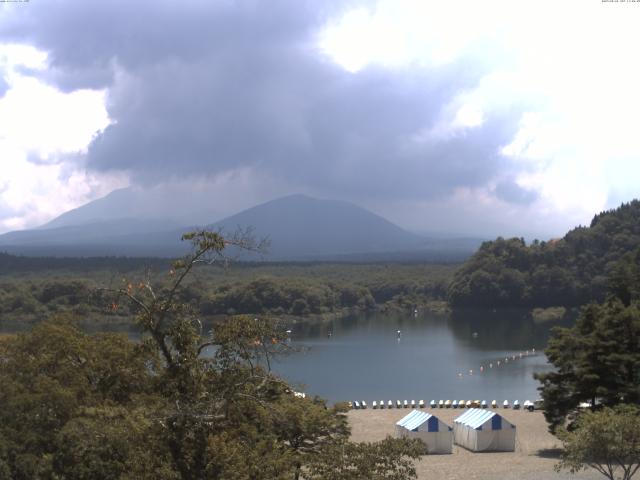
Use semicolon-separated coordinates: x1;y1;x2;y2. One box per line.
0;230;424;479
105;229;423;479
306;437;424;480
556;405;640;480
536;299;640;432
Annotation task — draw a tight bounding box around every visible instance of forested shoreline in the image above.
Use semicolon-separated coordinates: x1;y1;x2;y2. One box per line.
0;260;455;325
448;200;640;308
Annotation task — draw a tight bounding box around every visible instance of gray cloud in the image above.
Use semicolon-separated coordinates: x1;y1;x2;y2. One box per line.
1;0;531;208
0;73;8;98
495;179;539;205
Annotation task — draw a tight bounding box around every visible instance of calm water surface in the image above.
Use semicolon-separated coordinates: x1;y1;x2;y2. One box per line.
1;308;564;404
272;309;562;403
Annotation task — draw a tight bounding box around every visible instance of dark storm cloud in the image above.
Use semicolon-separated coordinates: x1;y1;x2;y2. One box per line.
0;0;530;203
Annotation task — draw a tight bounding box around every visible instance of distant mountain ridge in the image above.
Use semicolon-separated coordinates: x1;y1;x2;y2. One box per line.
0;193;482;260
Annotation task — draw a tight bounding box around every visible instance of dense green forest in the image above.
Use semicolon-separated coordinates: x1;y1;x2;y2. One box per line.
448;200;640;308
0;232;424;479
0;258;455;324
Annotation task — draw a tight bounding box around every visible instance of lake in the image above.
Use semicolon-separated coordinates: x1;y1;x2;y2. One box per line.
272;309;562;404
0;308;564;405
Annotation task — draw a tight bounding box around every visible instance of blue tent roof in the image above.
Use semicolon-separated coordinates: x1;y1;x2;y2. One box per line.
396;410;442;432
454;408;511;430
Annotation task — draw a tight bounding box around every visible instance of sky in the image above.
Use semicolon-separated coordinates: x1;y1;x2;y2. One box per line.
0;0;639;239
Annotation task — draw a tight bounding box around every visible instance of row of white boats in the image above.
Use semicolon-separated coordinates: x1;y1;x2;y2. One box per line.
350;399;541;411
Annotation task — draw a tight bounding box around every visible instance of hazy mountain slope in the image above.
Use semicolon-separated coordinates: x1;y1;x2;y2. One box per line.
40;187;222;229
0;193;478;260
210;194;424;258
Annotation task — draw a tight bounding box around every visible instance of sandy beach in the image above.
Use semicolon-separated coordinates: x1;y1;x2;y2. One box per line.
348;408;602;480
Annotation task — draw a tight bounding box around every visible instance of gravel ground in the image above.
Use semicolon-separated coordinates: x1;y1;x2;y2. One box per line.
348;408;602;480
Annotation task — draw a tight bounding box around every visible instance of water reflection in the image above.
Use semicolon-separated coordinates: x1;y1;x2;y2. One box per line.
273;309;566;403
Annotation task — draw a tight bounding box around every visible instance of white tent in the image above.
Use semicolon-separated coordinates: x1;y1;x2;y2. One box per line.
395;410;453;454
453;408;516;452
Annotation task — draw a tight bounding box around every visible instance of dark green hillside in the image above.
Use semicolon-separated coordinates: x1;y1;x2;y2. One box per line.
448;200;640;308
